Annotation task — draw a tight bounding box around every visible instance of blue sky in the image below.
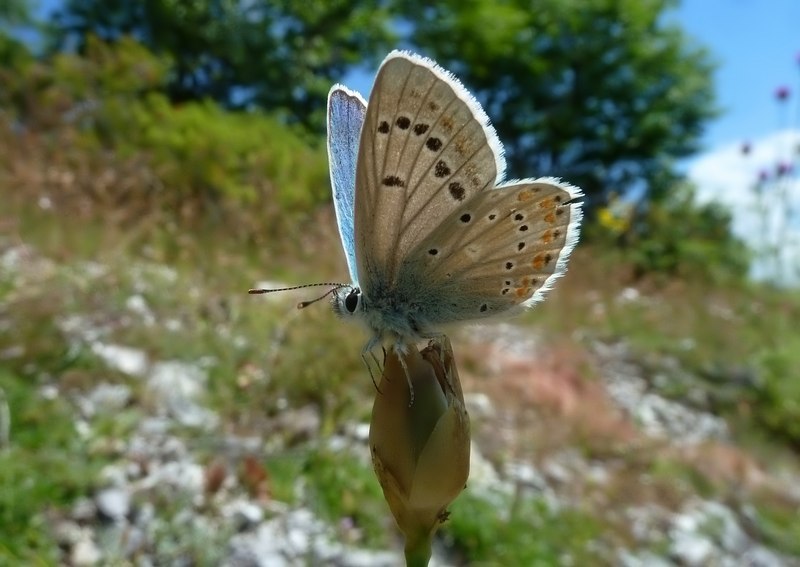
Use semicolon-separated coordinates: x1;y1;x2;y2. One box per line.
672;0;800;283
672;0;800;151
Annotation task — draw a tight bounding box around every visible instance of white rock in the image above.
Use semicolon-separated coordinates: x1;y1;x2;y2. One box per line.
463;392;494;419
125;294;155;325
670;530;715;566
71;531;102;566
95;487;130;521
145;361;218;429
91;343;148;376
80;383;131;417
221;499;264;529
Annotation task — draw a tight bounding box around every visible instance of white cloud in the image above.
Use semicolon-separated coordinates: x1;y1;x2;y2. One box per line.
687;129;800;283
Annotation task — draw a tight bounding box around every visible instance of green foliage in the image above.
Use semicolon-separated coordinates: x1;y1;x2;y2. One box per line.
753;499;800;557
752;340;800;447
303;449;390;547
50;0;396;130
444;492;600;564
612;182;750;283
0;370;101;563
2;36;329;225
395;0;717;213
0;0;31;24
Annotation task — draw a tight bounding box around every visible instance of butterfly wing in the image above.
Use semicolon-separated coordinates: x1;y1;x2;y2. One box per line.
354;51;506;290
327;85;367;285
398;177;583;324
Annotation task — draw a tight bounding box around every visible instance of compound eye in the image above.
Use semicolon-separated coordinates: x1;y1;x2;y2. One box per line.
344;289;360;313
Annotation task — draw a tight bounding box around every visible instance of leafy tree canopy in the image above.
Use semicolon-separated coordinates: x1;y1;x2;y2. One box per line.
49;0;396;130
395;0;717;212
47;0;716;214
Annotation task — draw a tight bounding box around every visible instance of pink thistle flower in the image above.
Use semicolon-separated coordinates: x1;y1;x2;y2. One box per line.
776;162;794;177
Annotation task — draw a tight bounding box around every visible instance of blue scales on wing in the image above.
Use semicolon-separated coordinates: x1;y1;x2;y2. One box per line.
327;85;367;285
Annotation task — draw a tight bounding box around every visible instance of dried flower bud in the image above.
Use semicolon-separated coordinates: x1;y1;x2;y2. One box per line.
369;337;470;564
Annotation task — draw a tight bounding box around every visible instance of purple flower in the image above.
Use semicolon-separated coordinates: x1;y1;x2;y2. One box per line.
741;141;751;155
775;86;790;101
776;162;794;176
758;169;769;183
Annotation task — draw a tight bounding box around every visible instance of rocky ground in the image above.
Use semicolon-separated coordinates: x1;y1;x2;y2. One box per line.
51;324;800;565
3;243;800;566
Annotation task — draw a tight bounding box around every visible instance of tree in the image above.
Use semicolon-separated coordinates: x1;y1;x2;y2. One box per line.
395;0;717;214
48;0;396;130
0;0;34;69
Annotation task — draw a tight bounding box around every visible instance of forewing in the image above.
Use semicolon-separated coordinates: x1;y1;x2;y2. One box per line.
354;50;506;288
327;85;367;285
401;178;583;322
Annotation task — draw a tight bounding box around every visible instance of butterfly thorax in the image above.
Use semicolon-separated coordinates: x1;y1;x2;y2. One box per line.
332;283;434;348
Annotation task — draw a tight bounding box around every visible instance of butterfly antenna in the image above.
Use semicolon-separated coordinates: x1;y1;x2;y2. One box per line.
248;282;348;310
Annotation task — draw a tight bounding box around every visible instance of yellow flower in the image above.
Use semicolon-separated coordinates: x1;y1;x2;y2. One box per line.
369;337;470;565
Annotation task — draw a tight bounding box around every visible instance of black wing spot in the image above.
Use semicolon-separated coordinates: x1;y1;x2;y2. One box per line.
448;182;465;201
517;242;525;251
414;123;429;135
426;137;443;152
480;304;488;312
378;121;390;134
382;175;405;187
428;248;438;256
434;160;451;178
556;208;564;216
514;213;524;221
460;213;471;223
488;213;497;221
505;261;514;270
396;116;411;129
519;225;529;232
501;288;510;295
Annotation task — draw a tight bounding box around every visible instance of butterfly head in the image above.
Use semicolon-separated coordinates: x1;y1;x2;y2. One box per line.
332;285;363;318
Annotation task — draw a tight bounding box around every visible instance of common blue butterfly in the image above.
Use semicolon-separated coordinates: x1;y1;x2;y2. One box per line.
254;51;582;369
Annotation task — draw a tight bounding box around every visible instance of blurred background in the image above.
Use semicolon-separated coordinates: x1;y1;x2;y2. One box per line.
1;0;799;564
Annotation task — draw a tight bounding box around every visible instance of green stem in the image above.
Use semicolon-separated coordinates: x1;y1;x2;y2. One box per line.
404;528;433;567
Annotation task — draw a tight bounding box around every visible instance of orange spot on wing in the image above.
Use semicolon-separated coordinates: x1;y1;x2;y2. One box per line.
544;212;556;223
517;190;534;202
515;287;530;298
441;115;455;132
541;230;554;244
532;253;546;269
454;136;470;156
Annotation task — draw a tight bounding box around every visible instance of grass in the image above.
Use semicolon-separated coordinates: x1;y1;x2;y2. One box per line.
443;491;602;565
0;368;107;563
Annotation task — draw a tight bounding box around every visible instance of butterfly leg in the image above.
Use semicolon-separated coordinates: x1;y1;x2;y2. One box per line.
391;341;416;407
360;337;383;394
418;332;448;368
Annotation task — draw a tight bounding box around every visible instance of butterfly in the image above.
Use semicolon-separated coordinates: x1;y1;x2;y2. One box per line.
254;51;582;376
